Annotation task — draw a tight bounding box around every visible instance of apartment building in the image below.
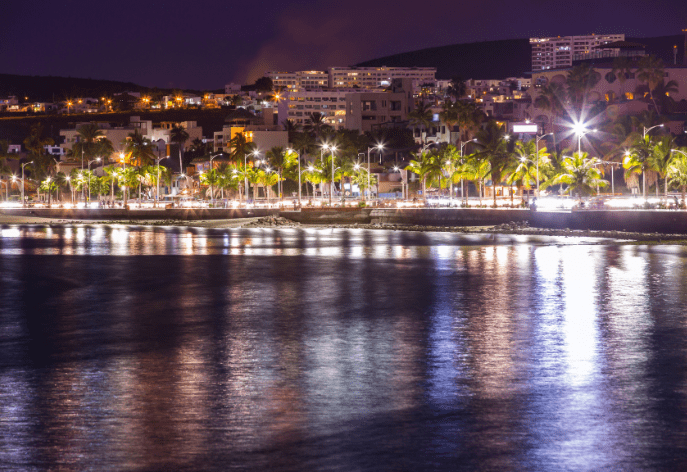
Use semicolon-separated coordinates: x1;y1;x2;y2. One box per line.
345;79;413;134
277;89;352;129
530;34;625;71
60;117;202;157
265;70;329;90
329;66;436;89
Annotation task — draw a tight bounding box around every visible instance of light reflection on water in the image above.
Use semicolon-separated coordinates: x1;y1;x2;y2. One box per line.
1;224;687;471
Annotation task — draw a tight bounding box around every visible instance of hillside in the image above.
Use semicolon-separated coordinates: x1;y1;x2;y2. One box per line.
0;74;204;103
357;35;686;80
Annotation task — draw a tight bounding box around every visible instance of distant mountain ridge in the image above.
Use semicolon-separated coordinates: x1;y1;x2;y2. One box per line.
356;35;686;80
0;74;208;103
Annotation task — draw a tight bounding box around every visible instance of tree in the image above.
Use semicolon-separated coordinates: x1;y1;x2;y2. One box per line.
623;133;656;199
473;120;513;206
439;100;459;141
23;123;55;181
123;130;156;167
71;123;114;164
170;123;190;172
407;150;441;201
305;112;330;140
543;152;608;199
566;63;600;110
408;101;433;143
652;79;679;114
612;56;633;100
507;140;551;201
636;55;665;114
228;132;255;164
647;135;676;199
667;148;687;203
457;153;491;205
266;146;296;201
254;77;274;93
447;77;466;99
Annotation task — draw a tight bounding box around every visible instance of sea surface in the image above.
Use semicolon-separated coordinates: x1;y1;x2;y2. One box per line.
1;225;686;471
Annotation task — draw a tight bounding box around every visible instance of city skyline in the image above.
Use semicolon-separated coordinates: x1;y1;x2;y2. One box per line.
3;0;687;90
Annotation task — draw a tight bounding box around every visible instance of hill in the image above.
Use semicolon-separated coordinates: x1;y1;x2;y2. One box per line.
0;74;204;103
356;35;687;80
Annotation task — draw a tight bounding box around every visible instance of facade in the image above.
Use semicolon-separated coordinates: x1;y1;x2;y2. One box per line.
213;125;288;154
329;66;436;89
345;79;413;134
266;71;329;90
60;117;202;157
277;89;352;129
530;34;625;71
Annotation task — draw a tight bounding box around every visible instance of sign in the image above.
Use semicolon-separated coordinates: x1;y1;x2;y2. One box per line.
512;123;538;134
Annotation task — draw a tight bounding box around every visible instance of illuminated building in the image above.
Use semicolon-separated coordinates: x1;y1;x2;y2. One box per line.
530;34;625;71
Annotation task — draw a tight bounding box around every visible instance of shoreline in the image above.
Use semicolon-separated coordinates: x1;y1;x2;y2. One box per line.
1;214;686;244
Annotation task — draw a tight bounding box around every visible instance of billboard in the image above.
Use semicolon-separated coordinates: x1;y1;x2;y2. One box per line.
512;123;538;134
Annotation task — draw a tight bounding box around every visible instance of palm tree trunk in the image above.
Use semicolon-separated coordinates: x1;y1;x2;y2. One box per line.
665;176;669;200
643;171;646;199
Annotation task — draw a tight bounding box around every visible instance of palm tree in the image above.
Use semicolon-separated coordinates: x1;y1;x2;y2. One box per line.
534;82;567;142
566;63;600;110
543;152;608;199
408;101;433;143
456;101;486;141
261;170;279;204
623;133;655;199
447;77;466;99
439;100;459;142
407;150;440;201
636;55;665;114
103;166;120;203
457;153;491;205
72;123;114;164
474;120;513;207
170;123;190;172
23;123;55;181
612;56;633;100
667;149;687;203
123;130;156;167
652;79;679;114
228;132;255;164
199;168;220;202
647;136;677;199
507;140;551;202
266;146;296;202
305;112;329;139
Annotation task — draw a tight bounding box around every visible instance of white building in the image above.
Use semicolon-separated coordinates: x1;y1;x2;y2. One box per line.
266;71;329;91
277;89;355;129
530;34;625;71
328;66;436;89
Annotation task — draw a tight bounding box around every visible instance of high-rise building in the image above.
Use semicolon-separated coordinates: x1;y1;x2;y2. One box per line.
266;71;329;90
530;34;625;71
328;66;435;89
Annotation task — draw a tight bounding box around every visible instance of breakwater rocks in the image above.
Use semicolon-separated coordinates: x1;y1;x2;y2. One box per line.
313;219;687;243
242;215;301;228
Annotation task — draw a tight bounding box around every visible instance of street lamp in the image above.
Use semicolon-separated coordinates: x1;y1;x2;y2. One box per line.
367;143;384;202
535;132;554;197
573;124;596;157
644;124;664;138
87;158;101;203
287;148;302;206
329;145;338;206
21;161;32;207
45;177;52;206
208;153;222;206
247;149;260;205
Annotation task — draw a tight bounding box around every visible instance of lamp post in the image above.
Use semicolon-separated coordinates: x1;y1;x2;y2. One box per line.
208;153;222;206
21;161;32;207
366;144;384;202
153;156;163;208
574;126;596;157
45;177;52;206
87;158;101;203
535;132;553;197
329;145;338;206
247;150;259;205
287;149;301;206
644;124;664;138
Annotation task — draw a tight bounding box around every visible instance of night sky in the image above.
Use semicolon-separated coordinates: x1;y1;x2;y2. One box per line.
3;0;687;90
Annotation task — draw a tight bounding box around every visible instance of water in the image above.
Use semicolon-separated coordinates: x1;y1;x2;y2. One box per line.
1;225;687;471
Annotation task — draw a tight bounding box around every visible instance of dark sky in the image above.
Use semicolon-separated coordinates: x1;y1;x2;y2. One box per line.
3;0;687;90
